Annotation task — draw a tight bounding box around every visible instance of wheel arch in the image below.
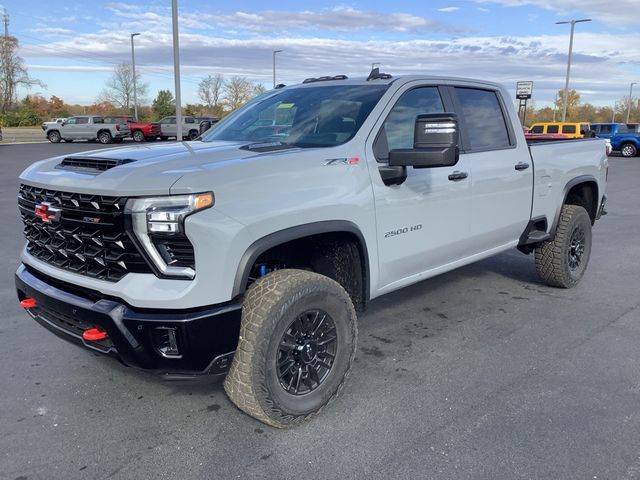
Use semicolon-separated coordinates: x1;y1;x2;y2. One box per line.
232;221;370;309
550;175;599;237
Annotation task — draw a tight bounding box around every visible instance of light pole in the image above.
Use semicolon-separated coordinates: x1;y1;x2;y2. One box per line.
626;82;637;123
556;18;591;122
130;32;140;120
272;50;283;88
171;0;182;141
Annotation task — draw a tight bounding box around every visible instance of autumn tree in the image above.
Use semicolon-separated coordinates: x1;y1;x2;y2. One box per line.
198;74;225;116
224;76;254;111
0;35;43;113
554;89;581;121
98;63;148;112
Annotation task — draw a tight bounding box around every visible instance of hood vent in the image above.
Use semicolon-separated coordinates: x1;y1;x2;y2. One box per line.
57;157;135;173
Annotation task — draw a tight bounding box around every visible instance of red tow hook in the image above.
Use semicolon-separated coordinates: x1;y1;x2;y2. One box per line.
82;327;107;342
20;297;37;308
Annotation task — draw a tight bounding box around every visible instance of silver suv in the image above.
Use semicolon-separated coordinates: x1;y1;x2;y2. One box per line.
44;115;130;144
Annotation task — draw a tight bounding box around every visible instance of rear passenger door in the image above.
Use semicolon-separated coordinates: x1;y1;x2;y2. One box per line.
450;86;533;254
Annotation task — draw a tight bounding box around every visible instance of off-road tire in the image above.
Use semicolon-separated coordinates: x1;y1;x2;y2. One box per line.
98;131;112;144
47;131;61;143
224;269;357;428
620;143;637;157
535;204;592;288
132;130;145;142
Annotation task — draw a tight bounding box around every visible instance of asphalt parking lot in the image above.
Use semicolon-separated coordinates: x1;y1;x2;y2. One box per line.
1;142;639;480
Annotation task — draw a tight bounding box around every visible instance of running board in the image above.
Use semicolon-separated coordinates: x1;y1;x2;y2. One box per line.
525;230;550;243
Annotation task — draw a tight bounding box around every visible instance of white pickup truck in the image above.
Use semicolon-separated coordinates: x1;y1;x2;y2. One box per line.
44;115;129;144
15;72;607;427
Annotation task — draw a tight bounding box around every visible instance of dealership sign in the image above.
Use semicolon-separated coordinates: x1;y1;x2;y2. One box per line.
516;81;533;99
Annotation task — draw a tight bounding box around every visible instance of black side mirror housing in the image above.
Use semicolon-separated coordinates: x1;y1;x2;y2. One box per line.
389;113;459;168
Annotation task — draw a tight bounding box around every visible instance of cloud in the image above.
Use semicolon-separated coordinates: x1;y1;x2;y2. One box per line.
438;7;460;12
32;27;74;35
472;0;638;27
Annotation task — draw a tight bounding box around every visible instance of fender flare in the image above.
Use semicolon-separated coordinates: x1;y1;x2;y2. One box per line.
232;220;370;301
549;175;599;237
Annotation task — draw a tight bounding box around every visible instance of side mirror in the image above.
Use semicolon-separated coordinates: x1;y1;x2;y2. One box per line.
199;120;212;134
389;113;459;168
61;122;66;126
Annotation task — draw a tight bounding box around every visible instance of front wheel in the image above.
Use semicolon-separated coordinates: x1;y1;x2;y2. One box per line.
620;143;637;157
535;204;592;288
224;269;357;428
188;130;199;140
132;130;145;142
98;131;112;144
47;131;61;143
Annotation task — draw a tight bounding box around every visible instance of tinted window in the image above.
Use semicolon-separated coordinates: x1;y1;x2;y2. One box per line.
76;117;89;124
374;87;445;161
93;117;104;124
185;117;195;124
547;125;559;134
562;125;576;134
530;125;544;134
600;125;612;134
454;88;510;150
66;118;77;125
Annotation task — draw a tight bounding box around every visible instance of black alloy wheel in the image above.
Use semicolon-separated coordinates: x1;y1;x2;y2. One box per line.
567;225;586;270
277;310;337;396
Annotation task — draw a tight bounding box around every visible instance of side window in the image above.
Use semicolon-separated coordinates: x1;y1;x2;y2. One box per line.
93;117;104;124
66;117;77;125
185;117;195;124
562;125;576;134
374;86;444;162
454;87;510;150
601;125;611;134
530;125;543;134
547;125;559;134
76;117;89;124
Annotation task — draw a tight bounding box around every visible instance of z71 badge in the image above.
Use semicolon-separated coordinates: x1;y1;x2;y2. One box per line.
384;224;422;238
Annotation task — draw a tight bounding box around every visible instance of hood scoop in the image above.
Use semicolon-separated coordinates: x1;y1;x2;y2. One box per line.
56;156;136;174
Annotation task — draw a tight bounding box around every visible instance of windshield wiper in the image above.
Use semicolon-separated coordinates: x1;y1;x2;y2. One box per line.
240;141;298;152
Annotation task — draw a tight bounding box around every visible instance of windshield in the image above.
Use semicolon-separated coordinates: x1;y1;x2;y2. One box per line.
202;84;388;148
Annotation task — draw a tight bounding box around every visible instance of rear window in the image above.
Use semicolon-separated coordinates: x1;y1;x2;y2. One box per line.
562;125;576;134
547;125;559;134
454;87;511;150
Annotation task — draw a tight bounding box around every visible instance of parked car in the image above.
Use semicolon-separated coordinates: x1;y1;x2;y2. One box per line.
15;73;608;427
528;122;592;138
103;115;161;142
591;123;640;157
44;115;130;144
41;118;67;131
158;116;201;140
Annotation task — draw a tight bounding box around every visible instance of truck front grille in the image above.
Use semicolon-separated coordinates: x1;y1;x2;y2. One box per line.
18;184;153;281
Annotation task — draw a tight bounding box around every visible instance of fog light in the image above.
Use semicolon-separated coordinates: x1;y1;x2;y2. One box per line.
152;327;181;358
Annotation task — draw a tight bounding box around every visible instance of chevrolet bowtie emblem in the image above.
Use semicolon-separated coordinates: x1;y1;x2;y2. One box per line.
35;202;61;223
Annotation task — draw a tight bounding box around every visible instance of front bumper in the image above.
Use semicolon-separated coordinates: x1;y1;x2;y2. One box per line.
15;264;241;378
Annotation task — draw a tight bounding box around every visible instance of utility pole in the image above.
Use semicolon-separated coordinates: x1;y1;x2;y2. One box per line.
556;18;591;122
130;33;140;120
171;0;182;142
626;82;637;123
1;9;10;113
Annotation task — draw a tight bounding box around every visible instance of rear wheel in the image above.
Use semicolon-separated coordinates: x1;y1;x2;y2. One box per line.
188;130;199;140
98;131;112;144
132;130;145;142
224;269;357;428
620;143;637;157
47;131;61;143
535;204;592;288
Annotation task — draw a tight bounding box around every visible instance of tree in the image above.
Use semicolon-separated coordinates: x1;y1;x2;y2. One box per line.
554;89;581;121
152;90;175;118
0;35;44;113
224;76;254;111
253;83;267;97
198;74;224;115
98;63;148;112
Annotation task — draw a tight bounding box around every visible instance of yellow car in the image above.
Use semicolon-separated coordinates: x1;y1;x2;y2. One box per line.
528;122;591;138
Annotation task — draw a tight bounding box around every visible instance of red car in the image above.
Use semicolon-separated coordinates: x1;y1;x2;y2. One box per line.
103;116;162;142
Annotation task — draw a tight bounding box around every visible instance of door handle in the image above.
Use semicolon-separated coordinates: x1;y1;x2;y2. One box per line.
515;162;530;171
448;171;468;181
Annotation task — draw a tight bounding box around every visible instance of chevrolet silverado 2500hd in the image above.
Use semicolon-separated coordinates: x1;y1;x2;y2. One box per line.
15;72;608;427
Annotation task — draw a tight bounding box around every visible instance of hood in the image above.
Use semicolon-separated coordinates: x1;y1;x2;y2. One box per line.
18;140;293;196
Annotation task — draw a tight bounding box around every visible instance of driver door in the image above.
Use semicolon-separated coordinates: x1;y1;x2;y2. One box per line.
366;84;472;292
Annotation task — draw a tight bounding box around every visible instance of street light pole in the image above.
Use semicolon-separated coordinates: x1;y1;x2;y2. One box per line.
556;18;591;122
626;82;637;123
130;33;140;120
272;50;283;88
172;0;182;142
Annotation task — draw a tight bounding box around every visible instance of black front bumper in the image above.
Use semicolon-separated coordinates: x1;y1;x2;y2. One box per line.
15;265;241;378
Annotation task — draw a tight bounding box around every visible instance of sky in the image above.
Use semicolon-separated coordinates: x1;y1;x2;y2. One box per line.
1;0;639;109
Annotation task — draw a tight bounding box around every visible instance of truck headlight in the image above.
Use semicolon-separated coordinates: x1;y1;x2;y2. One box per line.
125;193;213;279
